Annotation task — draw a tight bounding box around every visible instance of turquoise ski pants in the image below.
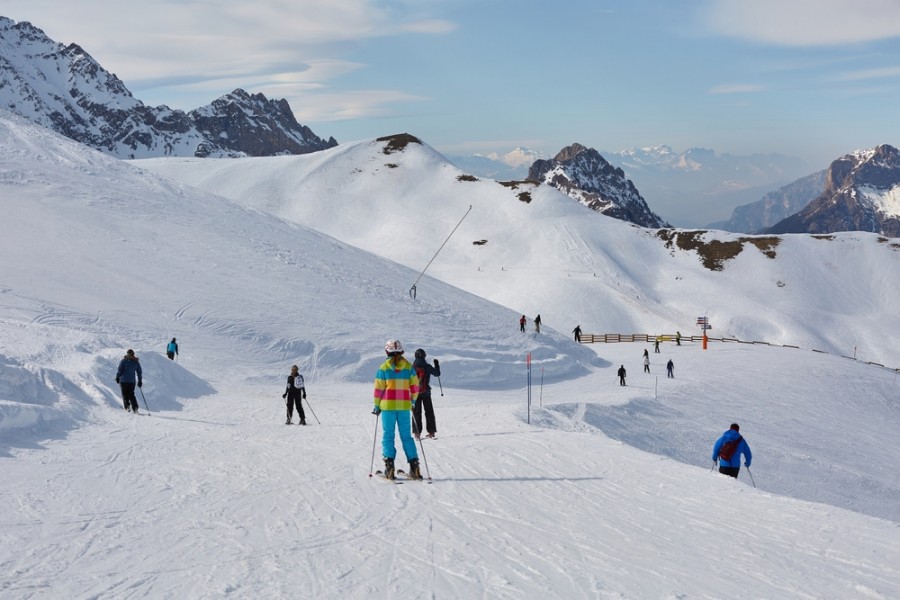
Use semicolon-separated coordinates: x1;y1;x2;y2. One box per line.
381;410;418;462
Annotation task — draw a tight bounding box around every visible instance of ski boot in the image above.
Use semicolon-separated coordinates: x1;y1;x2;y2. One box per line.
408;459;423;480
383;457;396;480
285;418;292;425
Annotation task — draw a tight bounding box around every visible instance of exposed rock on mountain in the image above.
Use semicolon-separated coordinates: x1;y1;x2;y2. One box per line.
528;143;668;228
0;16;336;158
764;145;900;236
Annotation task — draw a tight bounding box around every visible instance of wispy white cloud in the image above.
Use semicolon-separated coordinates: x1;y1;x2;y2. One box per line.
836;65;900;81
708;84;765;94
284;90;430;122
702;0;900;46
1;0;453;109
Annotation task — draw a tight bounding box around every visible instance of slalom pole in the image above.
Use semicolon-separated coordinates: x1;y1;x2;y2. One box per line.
746;467;757;488
437;375;443;397
138;387;151;414
539;367;544;407
368;412;380;477
410;407;431;480
303;396;321;424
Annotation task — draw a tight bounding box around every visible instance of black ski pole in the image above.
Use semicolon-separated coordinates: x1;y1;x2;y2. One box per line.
303;396;320;424
437;375;443;397
410;407;431;480
138;387;151;414
368;411;380;477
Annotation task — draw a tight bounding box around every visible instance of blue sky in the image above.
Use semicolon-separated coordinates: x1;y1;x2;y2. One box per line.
4;0;900;167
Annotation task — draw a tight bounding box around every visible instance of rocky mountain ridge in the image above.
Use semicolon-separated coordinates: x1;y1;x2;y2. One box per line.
528;143;668;228
764;145;900;236
0;16;336;158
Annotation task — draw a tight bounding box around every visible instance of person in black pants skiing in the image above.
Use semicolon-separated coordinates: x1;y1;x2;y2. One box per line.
282;365;306;425
115;349;143;413
411;348;441;440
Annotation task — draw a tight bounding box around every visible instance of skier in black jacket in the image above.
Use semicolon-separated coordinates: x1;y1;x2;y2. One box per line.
282;365;306;425
412;348;441;439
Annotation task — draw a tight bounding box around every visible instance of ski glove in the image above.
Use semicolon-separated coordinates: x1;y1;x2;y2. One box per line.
302;391;307;399
282;393;287;399
115;377;120;384
372;406;381;415
137;381;142;388
411;401;417;411
433;359;439;368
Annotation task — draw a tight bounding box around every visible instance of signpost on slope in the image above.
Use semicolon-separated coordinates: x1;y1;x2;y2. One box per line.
697;316;712;350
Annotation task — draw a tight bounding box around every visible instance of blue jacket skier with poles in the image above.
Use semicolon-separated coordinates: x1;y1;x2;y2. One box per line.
712;423;752;478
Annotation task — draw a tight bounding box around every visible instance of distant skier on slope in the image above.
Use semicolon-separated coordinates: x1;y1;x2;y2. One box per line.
534;314;542;333
282;365;306;425
666;359;674;378
373;340;421;480
712;423;752;478
166;337;178;360
573;325;581;342
643;354;650;373
617;365;626;386
519;315;526;333
115;349;143;413
412;348;441;440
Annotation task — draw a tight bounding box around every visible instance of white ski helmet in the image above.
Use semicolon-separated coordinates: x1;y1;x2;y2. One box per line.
384;339;404;355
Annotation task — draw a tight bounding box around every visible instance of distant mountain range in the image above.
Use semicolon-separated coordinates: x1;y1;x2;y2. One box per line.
0;16;336;158
3;14;898;238
709;171;827;233
446;147;546;181
450;144;812;228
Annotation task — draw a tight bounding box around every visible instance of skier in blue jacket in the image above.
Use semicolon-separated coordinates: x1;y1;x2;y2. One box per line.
712;423;752;478
115;349;143;413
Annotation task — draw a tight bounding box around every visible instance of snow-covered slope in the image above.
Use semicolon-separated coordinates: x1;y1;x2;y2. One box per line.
2;113;899;599
137;136;900;369
0;111;595;437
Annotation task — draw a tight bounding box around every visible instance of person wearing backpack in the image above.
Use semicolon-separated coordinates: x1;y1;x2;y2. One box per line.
412;348;441;440
712;423;752;478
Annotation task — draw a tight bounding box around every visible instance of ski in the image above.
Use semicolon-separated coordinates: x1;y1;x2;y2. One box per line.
372;470;402;484
397;469;432;484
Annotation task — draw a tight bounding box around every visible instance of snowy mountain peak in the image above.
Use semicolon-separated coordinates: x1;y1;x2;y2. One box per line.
0;15;336;159
528;143;669;228
765;144;900;235
486;146;547;168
